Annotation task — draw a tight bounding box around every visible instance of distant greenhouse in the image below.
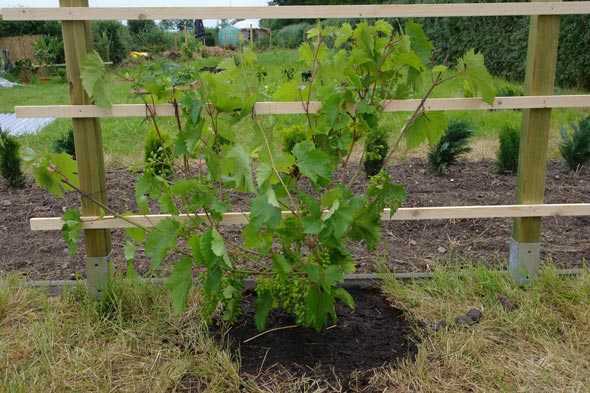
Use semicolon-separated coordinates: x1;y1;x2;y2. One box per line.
218;23;241;48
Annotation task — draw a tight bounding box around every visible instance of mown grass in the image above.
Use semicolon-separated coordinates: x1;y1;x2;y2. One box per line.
2;49;589;166
1;265;589;392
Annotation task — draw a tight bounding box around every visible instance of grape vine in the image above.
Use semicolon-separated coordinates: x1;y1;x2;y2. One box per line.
30;20;495;331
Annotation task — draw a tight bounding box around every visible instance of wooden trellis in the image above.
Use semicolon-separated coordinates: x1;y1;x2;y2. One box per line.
2;1;590;295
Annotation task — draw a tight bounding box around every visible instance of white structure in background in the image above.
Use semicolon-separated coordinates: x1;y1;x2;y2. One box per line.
0;77;18;88
0;113;54;136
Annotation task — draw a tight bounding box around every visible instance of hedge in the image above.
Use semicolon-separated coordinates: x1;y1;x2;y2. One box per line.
263;0;590;90
417;0;590;89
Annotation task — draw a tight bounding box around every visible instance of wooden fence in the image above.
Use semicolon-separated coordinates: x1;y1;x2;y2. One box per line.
2;1;590;296
0;34;42;63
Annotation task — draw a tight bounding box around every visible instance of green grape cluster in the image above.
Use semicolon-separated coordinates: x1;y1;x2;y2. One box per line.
256;276;308;324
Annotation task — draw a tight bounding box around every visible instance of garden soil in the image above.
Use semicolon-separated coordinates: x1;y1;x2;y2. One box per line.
1;159;589;280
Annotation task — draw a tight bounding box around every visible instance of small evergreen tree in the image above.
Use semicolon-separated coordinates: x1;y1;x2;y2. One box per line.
559;117;590;171
52;129;76;159
0;129;25;188
496;126;520;174
428;120;473;175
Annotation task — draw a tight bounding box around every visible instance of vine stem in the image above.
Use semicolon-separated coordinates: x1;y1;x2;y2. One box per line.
381;73;455;169
171;87;190;175
50;166;149;232
252;119;300;218
302;29;323;131
144;96;163;141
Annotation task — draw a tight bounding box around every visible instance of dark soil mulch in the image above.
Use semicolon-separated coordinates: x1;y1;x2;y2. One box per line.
217;288;417;390
1;159;589;279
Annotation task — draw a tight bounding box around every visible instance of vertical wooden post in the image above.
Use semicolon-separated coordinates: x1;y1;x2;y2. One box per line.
60;0;112;298
510;0;561;284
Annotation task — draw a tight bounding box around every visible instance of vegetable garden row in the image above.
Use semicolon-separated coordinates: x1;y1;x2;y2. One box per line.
2;1;590;331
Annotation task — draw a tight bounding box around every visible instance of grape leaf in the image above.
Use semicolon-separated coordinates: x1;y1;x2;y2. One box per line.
292;141;334;186
250;193;282;229
405;112;448;149
62;208;82;256
165;256;193;314
80;50;112;108
255;288;273;331
211;229;227;258
273;80;302;101
222;145;255;192
304;285;335;331
32;153;79;198
456;49;496;104
335;23;353;47
334;287;355;309
145;219;180;267
123;241;136;261
405;21;433;65
272;254;292;279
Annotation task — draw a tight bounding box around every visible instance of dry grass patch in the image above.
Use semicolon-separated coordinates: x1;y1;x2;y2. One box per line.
374;265;590;392
1;278;240;393
2;266;589;392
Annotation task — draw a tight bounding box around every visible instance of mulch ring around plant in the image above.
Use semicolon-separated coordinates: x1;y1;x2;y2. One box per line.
213;288;418;390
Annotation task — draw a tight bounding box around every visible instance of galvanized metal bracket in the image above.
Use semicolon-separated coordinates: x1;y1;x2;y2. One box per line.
509;239;541;285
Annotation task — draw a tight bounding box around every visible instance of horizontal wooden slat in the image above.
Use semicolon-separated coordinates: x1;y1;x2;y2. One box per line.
2;2;590;21
30;203;590;231
15;95;590;119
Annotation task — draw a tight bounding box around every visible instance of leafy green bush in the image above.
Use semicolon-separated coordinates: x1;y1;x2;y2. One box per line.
559;117;590;171
364;129;389;177
92;21;130;64
273;23;310;48
496;126;520;174
129;25;176;54
12;59;33;83
181;34;202;60
52;129;76;159
144;130;173;177
127;20;156;36
33;36;64;65
428;120;473;175
0;129;25;188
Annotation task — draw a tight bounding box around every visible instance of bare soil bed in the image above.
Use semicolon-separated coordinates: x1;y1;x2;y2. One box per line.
211;287;416;391
1;159;588;280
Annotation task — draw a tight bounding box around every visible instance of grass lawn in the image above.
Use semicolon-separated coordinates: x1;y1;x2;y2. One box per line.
1;265;588;392
1;49;589;166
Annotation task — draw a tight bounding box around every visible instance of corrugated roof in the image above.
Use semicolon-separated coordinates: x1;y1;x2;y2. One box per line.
0;113;55;136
